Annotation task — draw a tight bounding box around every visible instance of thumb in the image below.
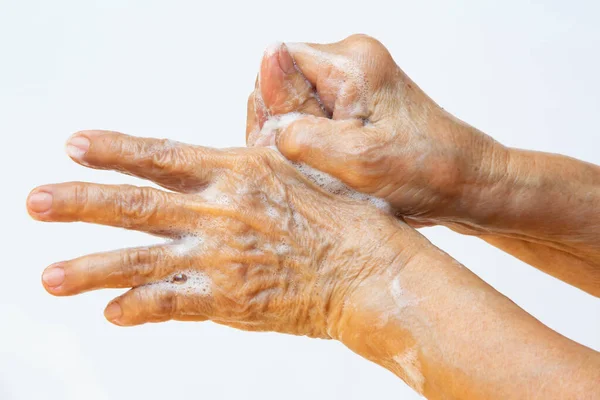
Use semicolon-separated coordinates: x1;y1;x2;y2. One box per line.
275;116;369;188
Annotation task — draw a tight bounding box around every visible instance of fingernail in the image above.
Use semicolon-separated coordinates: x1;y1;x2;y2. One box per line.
42;266;64;287
27;191;53;213
278;43;296;74
104;302;122;322
66;135;90;160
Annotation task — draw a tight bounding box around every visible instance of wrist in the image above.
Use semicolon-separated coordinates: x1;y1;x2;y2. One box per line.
436;114;512;229
330;231;439;392
327;220;425;344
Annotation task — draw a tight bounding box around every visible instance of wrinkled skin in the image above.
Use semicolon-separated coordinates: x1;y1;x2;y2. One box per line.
27;130;419;334
247;34;600;297
25;35;600;400
246;34;501;224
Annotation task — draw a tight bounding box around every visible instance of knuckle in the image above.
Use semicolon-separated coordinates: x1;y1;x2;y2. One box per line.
120;186;159;226
120;248;162;281
279;121;310;159
151;140;180;170
344;33;383;50
151;142;200;180
346;144;390;188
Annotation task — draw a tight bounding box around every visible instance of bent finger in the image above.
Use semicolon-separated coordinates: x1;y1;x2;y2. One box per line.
105;281;212;326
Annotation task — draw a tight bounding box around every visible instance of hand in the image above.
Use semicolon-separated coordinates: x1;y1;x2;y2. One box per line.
246;35;505;225
26;132;600;399
26;130;419;336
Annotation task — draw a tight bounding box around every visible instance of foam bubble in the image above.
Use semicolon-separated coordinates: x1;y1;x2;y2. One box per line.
255;112;304;146
293;160;391;213
152;269;212;296
170;235;203;256
260;113;391;213
201;184;231;205
275;242;291;255
266;206;279;218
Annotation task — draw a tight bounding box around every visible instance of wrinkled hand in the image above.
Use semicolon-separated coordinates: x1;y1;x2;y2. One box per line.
247;35;503;224
27;131;416;337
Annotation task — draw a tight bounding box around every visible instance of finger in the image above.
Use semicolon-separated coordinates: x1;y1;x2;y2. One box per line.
27;182;196;236
42;244;196;296
65;130;223;193
286;36;373;120
259;43;326;118
105;280;212;326
276;116;379;190
247;88;269;146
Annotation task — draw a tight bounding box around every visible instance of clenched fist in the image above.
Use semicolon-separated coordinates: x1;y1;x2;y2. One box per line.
247;34;503;226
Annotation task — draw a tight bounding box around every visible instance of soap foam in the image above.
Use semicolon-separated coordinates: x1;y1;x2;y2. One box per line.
393;347;425;393
170;235;204;256
151;269;212;296
275;241;291;255
294;160;390;211
256;112;304;146
258;113;391;213
390;275;418;310
201;184;231;205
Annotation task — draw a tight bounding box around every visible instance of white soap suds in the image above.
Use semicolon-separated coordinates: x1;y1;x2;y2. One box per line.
390;275;419;310
258;113;391;212
201;184;231;205
275;241;291;255
170;235;204;256
292;162;390;212
393;347;425;393
151;269;212;296
266;206;279;218
256;112;304;146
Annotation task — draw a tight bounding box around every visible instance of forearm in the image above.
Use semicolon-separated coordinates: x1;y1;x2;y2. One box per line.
440;117;600;295
465;144;600;248
336;240;600;399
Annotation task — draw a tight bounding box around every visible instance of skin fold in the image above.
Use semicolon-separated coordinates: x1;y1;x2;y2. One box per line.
27;129;599;399
246;34;600;298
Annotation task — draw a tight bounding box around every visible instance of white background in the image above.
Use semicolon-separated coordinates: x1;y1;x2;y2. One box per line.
1;1;599;399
